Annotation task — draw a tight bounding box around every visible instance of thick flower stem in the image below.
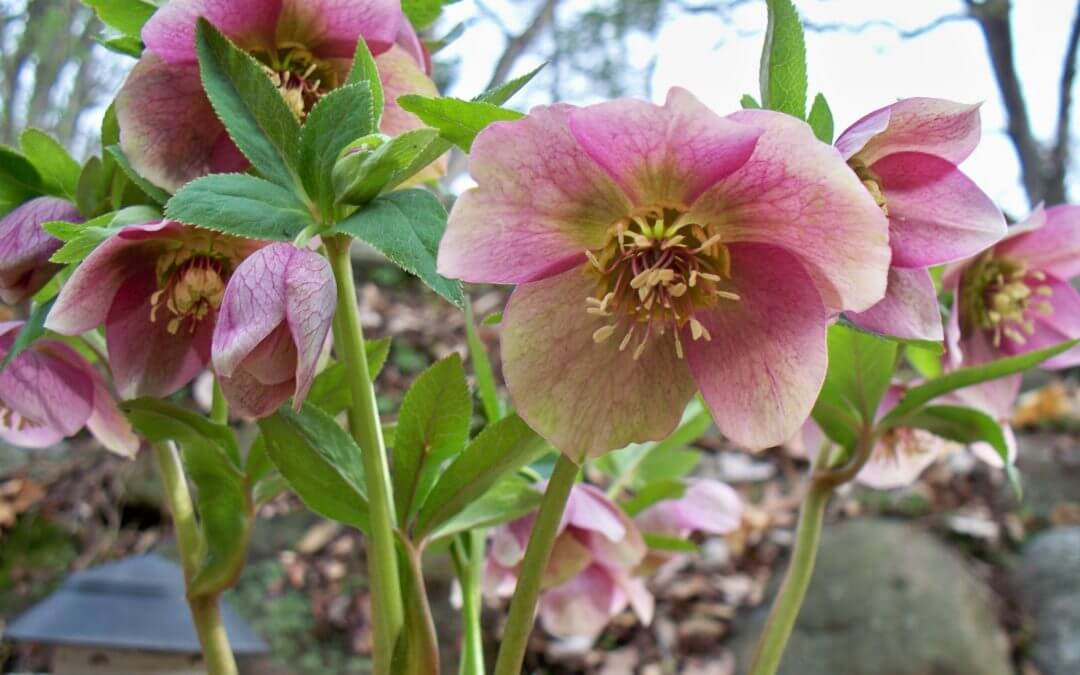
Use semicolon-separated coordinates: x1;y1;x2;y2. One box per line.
325;235;404;675
493;453;580;675
451;530;487;675
152;443;238;675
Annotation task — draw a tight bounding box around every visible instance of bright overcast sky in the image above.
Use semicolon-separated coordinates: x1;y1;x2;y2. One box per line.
441;0;1080;217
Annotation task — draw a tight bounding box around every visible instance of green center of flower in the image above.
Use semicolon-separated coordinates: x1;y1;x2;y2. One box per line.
961;253;1054;347
252;44;340;119
150;235;241;335
584;207;740;360
849;159;888;215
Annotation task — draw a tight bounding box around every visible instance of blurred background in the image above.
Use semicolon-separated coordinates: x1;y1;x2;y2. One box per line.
1;1;1079;674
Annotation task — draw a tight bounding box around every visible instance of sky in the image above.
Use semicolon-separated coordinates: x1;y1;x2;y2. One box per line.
439;0;1080;217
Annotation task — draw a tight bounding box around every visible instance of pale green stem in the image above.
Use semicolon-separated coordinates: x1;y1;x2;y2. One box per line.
451;530;487;675
210;378;228;425
325;235;404;675
493;453;580;675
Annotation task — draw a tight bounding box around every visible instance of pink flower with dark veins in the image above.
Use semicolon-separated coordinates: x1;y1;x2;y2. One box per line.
438;88;891;457
0;197;80;304
837;98;1006;342
212;243;336;418
45;222;259;399
117;0;440;192
0;322;138;457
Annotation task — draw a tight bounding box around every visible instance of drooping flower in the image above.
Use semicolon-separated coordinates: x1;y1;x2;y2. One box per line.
117;0;440;192
0;197;80;304
837;98;1006;342
211;243;336;418
485;483;653;639
635;479;743;573
438;88;891;457
45;222;259;399
0;322;138;457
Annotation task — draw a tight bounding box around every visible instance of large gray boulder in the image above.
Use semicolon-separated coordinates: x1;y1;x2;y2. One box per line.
1015;527;1080;674
732;518;1012;675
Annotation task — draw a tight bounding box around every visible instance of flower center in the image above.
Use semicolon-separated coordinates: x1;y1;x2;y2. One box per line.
150;235;241;335
849;159;888;216
961;254;1054;347
253;44;340;119
875;428;954;465
0;398;41;433
584;207;740;360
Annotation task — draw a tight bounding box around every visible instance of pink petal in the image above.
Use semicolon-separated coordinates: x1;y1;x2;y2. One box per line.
856;429;946;489
995;204;1080;280
283;246;336;406
847;267;943;342
835;106;891;160
213;245;291;377
0;339;94;447
142;0;281;64
116;54;240;192
278;0;402;59
689;110;890;314
567;87;760;206
873;152;1005;268
0;197;77;304
438;104;631;285
669;479;743;535
105;271;212;399
482;558;518;599
683;243;828;450
217;366;296;419
564;484;627;542
490;516;534;568
612;572;654;626
501;267;697;459
1004;276;1080;369
538;564;620;638
542;533;593;589
376;44;445;182
843;98;982;167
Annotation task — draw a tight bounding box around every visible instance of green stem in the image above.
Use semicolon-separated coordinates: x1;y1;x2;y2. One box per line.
210;378;228;425
493;453;580;675
153;443;238;675
451;530;487;675
325;235;404;674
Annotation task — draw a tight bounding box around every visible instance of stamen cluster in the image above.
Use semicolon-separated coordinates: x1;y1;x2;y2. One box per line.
849;160;888;216
255;44;339;118
962;254;1054;347
151;240;237;334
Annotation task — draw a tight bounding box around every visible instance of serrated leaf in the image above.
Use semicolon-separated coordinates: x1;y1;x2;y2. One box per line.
0;298;55;372
759;0;808;119
308;337;392;415
0;147;44;215
900;405;1011;465
811;324;896;447
106;145;170;205
906;344;944;379
345;35;384;124
300;83;375;216
425;475;542;542
334;128;441;205
84;0;157;38
397;96;522;152
76;156;104;217
333;189;463;307
97;35;143;58
807;93;834;143
195;19;303;189
166;173;314;241
45;206;160;264
474;64;545;105
20;129;81;201
403;0;445;30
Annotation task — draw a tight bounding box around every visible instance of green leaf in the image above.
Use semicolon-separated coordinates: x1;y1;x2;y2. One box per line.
258;403;370;531
481;311;503;326
622;479;688;516
334;189;463;307
98;35;144;58
253;474;290;508
45;206;161;264
740;94;761;109
906;344;944;379
106;145;170;205
0;147;44;215
403;0;445;30
474;64;545;105
392;354;473;523
308;337;392;415
195;19;302;189
125;398;241;465
465;298;502;423
300;83;376;216
166;173;314;241
396;96;522;152
425;475;542;542
0;298;55;372
84;0;157;39
900;405;1011;465
636;447;700;484
426;22;465;54
811;324;896;447
759;0;808;119
837;315;945;354
807;93;834;143
334;128;442;205
245;433;273;486
594;400;711;489
415;414;549;540
345;35;384;124
880;339;1079;426
20;129;81;201
76;156;105;217
643;533;698;554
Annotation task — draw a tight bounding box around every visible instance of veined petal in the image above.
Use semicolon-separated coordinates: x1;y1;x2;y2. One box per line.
0;197;77;303
0;335;93;447
283;247;336;406
835;106;890;160
996;204;1080;280
143;0;281;64
278;0;402;59
1005;276;1080;369
213;245;291;377
564;484;627;542
375;44;445;182
568;87;760;207
856;431;945;489
874;152;1005;268
684;243;828;450
217;366;296;419
438;104;631;285
845;98;982;167
689;110;890;314
501;267;696;460
847;267;944;342
538;564;620;638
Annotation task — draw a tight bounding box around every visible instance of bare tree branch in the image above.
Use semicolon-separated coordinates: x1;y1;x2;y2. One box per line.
803;13;969;38
484;0;560;91
1047;0;1080;205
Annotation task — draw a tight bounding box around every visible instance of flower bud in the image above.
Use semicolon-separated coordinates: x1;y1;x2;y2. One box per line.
0;197;79;304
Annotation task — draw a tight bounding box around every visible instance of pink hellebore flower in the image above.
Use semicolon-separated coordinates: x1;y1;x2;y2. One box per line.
837;98;1006;342
486;483;653;639
212;243;336;418
118;0;439;192
0;197;80;304
0;322;138;457
636;479;743;573
438;88;891;457
45;222;259;399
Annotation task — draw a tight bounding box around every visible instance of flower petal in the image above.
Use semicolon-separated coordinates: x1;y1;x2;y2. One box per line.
683;243;828;450
143;0;281;64
847;267;943;342
644;479;743;536
542;533;593;589
856;431;945;489
970;423;1016;467
283;249;336;406
1007;276;1080;369
873;152;1005;268
438;105;631;285
501;266;696;459
538;564;619;638
835;106;891;160
564;484;627;542
0;339;94;447
116;55;244;192
278;0;402;59
995;204;1080;280
844;98;982;167
217;366;296;419
213;244;291;377
567;87;760;206
689;109;890;314
376;44;446;182
0;197;77;304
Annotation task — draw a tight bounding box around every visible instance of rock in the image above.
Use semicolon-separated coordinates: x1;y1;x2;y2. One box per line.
1015;527;1080;674
1002;434;1080;523
730;518;1012;675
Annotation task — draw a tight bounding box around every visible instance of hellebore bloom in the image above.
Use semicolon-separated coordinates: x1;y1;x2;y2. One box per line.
636;479;743;572
486;483;653;639
212;243;336;418
46;222;259;399
0;322;138;457
438;88;891;456
837;98;1006;342
0;197;80;304
118;0;439;192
